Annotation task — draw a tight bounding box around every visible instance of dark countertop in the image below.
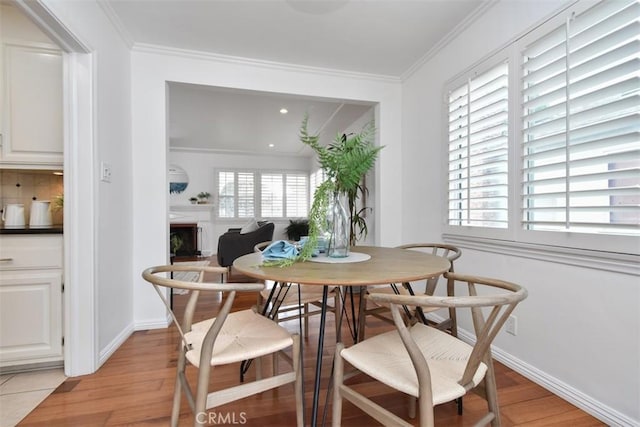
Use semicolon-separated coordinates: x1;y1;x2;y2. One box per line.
0;225;64;235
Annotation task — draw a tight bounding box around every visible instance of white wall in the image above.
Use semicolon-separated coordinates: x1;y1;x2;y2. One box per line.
402;1;639;424
41;0;133;366
132;48;402;329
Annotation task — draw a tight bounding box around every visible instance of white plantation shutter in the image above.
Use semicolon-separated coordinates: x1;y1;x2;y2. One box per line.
448;62;509;228
310;169;326;196
521;0;640;235
261;173;284;217
237;172;254;218
216;169;309;219
286;174;309;217
218;171;235;218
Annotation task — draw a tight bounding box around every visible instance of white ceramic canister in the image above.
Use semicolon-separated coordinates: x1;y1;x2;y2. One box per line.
29;200;52;227
2;204;26;228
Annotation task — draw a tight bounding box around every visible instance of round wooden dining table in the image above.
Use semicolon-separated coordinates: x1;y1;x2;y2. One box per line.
233;245;451;426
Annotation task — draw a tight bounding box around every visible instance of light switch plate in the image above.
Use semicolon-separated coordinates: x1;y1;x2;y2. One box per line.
100;162;112;183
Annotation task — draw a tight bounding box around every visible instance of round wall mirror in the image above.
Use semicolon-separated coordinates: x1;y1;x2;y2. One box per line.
169;164;189;194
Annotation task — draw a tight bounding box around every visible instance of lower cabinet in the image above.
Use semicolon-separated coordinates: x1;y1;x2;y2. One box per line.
0;271;63;367
0;235;63;368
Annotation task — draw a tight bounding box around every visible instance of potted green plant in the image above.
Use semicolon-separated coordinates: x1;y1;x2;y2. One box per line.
189;197;198;205
301;115;383;259
285;219;309;241
197;192;211;204
170;233;183;254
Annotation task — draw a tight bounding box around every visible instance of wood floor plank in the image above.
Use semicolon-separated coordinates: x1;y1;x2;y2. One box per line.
18;258;605;426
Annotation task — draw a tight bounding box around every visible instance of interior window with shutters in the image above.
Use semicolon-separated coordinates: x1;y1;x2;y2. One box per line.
521;0;639;236
236;172;255;218
218;171;235;218
447;62;509;228
286;173;309;217
444;0;638;255
260;173;284;217
216;169;309;219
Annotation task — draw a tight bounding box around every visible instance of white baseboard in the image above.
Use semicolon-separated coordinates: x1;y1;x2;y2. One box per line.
98;322;134;368
134;315;171;331
98;316;173;368
427;313;638;427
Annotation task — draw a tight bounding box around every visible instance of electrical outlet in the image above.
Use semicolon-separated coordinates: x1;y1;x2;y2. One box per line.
101;162;112;183
506;315;517;336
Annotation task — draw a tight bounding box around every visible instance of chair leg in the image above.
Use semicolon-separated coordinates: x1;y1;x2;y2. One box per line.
334;290;342;342
408;395;416;419
357;288;367;342
304;303;309;338
483;362;501;426
447;279;458;337
255;354;262;381
292;334;304;427
332;342;345;427
171;346;187;427
194;363;212;427
272;350;278;376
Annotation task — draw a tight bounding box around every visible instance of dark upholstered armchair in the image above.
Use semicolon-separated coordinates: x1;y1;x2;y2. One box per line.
216;222;275;267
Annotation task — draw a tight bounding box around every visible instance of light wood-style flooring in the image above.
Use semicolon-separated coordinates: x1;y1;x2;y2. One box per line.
18;264;605;426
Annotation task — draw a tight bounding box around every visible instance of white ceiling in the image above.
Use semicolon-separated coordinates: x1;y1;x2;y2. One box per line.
105;0;486;156
168;83;374;156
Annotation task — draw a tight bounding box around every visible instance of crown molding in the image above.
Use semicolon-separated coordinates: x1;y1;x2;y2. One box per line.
132;43;402;84
170;146;311;159
401;0;499;81
97;0;135;49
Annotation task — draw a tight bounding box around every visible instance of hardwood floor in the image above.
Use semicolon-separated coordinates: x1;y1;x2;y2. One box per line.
19;266;604;426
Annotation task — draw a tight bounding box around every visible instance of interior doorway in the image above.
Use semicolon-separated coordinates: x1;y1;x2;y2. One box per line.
14;0;98;377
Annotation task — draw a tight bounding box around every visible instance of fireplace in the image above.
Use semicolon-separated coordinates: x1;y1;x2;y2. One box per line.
169;223;201;257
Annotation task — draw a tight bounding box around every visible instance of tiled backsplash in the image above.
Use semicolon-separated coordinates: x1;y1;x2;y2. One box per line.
0;169;63;225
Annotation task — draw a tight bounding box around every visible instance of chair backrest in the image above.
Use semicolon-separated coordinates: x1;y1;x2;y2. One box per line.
368;272;527;393
396;243;462;294
141;265;264;348
254;241;271;253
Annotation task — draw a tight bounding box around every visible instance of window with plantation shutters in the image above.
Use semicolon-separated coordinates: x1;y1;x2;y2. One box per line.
216;170;309;219
237;172;254;218
285;174;308;217
310;169;326;197
218;171;235;218
217;171;254;218
260;173;284;217
447;62;509;228
521;0;639;236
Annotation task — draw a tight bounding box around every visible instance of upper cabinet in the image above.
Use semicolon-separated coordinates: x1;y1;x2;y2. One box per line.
1;3;64;169
1;43;63;167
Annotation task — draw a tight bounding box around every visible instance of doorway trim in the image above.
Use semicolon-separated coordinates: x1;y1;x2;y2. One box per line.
16;0;98;376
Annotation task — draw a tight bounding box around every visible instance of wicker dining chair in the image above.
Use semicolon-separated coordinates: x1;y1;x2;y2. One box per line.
358;243;462;340
142;264;303;427
333;272;527;427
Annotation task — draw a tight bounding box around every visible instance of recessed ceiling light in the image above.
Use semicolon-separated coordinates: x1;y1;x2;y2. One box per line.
279;108;288;114
268;144;275;148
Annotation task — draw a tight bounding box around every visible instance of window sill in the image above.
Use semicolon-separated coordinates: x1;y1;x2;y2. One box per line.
442;234;639;276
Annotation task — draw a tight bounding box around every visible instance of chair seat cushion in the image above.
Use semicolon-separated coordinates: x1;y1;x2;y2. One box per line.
340;323;487;404
185;310;293;367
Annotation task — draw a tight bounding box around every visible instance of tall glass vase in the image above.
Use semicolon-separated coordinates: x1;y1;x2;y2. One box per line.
327;191;350;258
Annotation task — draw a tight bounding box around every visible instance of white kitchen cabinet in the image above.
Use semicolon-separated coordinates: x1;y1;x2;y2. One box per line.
0;42;63;168
0;234;63;368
